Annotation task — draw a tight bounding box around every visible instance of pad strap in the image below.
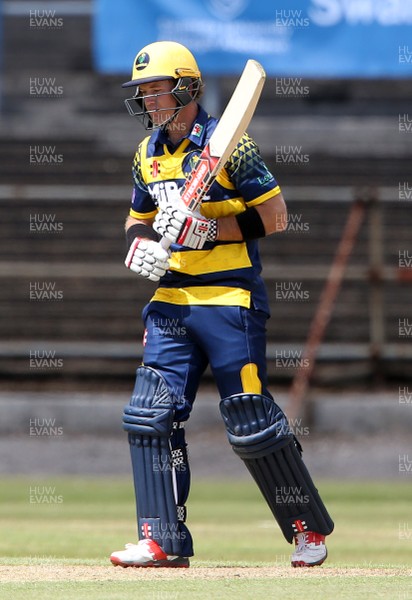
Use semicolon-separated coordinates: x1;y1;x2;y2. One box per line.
123;405;173;436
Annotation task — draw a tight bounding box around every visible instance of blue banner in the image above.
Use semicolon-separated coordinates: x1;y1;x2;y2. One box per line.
93;0;412;77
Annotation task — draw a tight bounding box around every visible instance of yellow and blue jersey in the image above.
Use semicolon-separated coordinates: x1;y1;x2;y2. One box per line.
129;105;281;314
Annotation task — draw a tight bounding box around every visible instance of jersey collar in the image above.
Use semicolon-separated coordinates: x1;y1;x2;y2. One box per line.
150;105;209;150
186;105;209;147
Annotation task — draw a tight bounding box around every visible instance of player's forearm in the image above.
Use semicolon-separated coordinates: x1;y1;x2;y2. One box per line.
259;192;288;234
217;193;287;241
214;214;241;241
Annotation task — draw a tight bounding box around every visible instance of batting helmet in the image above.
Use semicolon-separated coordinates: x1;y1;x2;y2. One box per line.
123;41;203;130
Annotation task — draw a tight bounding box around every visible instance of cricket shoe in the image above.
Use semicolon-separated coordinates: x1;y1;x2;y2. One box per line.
291;531;327;567
110;539;189;568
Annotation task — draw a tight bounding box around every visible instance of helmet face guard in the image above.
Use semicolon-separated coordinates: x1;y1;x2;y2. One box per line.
124;76;202;131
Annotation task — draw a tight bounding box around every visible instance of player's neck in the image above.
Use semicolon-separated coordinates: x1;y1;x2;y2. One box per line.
165;102;199;146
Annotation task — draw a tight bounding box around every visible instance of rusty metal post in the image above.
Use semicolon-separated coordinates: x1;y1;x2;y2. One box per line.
285;192;367;422
367;189;385;383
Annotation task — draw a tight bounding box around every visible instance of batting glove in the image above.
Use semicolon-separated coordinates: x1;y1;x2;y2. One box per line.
125;238;170;282
153;203;218;250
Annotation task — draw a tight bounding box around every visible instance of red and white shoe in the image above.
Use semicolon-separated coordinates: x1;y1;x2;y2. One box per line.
291;531;327;567
110;539;189;568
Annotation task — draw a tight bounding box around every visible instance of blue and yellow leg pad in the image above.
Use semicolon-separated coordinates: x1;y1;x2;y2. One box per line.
123;366;193;556
220;394;334;543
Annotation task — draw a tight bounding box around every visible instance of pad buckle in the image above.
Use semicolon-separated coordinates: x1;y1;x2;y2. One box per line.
292;519;308;533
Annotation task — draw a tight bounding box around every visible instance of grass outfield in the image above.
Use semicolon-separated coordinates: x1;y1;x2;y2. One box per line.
0;478;411;599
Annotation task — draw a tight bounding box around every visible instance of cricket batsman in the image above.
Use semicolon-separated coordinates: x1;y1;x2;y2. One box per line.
110;41;334;569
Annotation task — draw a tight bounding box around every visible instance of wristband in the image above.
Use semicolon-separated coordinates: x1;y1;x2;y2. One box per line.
126;223;160;249
235;207;266;240
206;218;219;242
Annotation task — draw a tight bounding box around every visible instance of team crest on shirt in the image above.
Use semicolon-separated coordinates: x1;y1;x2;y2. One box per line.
182;151;201;177
191;123;203;137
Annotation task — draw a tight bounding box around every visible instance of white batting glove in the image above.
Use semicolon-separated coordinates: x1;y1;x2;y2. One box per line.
125;238;170;282
153;203;218;250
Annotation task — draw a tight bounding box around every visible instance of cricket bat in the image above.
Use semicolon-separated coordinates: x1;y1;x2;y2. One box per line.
161;59;266;249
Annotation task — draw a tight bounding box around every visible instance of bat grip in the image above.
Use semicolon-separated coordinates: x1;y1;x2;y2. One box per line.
160;236;171;251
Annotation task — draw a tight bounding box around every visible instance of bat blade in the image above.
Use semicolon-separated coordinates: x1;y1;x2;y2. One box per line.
180;59;266;213
160;59;266;250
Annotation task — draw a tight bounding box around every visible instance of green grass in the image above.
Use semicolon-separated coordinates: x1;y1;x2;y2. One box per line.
0;578;411;600
0;478;411;599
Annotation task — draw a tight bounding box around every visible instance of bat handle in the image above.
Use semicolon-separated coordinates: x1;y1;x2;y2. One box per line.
160;236;171;251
